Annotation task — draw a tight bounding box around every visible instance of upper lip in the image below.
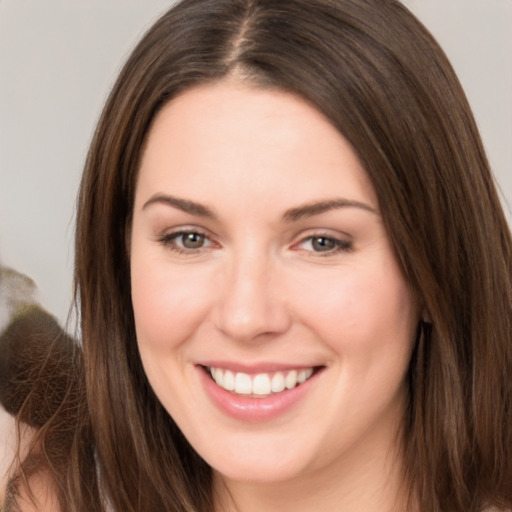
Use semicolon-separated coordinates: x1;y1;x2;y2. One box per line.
198;361;324;374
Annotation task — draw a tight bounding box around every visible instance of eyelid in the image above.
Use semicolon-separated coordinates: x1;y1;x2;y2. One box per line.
156;225;219;253
290;229;354;255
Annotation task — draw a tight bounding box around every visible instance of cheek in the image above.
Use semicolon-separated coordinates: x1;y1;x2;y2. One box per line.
130;256;212;353
290;262;418;355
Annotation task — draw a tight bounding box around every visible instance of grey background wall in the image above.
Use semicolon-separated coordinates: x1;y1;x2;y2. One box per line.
1;0;511;327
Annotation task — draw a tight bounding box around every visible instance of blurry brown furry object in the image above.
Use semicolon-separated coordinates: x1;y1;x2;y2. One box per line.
0;266;81;427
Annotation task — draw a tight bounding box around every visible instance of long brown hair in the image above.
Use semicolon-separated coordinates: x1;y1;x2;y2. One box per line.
6;0;512;510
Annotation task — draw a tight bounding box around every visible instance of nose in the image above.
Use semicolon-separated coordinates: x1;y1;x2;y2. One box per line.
213;251;292;342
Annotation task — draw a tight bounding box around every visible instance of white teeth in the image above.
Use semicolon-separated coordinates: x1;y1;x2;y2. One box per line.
208;367;315;397
252;374;271;395
212;367;223;386
298;368;313;383
234;373;252;395
285;370;298;389
223;370;235;391
271;372;285;393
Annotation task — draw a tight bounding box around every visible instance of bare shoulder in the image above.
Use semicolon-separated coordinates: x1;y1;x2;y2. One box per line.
13;471;61;512
0;405;17;504
0;407;59;512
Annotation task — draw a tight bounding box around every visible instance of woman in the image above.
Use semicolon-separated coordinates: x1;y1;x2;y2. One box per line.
1;0;511;510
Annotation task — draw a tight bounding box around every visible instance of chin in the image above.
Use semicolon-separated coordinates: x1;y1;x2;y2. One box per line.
193;430;320;485
213;459;306;485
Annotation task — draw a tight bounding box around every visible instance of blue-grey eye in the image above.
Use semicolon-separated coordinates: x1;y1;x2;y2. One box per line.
311;236;337;252
180;232;206;249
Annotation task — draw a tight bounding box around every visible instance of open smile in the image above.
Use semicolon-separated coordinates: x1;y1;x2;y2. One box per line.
197;364;325;421
205;365;318;397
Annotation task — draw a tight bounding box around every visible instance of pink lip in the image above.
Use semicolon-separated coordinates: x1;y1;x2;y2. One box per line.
197;365;322;422
199;360;318;373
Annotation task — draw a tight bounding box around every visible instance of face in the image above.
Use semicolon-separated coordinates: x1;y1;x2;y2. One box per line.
130;81;419;486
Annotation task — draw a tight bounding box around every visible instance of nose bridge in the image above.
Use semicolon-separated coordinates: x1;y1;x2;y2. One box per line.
215;243;290;341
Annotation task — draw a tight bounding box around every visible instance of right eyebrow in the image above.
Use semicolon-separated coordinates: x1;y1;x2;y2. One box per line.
142;194;216;219
282;198;377;222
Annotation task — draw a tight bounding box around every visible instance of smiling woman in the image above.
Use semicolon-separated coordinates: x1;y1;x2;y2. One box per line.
130;84;420;498
2;0;512;511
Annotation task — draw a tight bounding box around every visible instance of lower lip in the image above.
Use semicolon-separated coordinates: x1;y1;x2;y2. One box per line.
197;366;321;422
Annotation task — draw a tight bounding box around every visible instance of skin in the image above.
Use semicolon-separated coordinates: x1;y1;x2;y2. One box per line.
0;411;57;512
130;80;420;512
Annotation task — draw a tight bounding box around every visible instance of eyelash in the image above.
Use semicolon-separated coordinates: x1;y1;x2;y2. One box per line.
157;229;214;255
157;230;353;256
294;234;353;256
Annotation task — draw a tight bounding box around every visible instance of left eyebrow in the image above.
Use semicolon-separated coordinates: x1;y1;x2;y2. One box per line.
142;194;216;218
282;198;377;222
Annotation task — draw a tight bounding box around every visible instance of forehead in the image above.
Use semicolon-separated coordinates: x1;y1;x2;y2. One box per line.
136;80;378;215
